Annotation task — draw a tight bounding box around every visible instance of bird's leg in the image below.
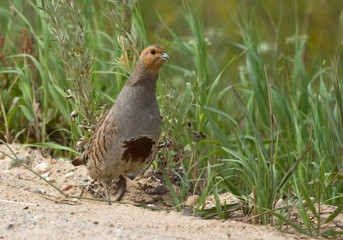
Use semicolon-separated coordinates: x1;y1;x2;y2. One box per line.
104;184;111;205
114;175;127;201
79;186;85;197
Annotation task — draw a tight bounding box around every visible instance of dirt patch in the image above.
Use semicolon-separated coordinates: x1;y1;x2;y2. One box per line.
0;144;319;239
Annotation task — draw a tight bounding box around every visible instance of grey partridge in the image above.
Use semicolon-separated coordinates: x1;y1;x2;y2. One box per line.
72;44;169;204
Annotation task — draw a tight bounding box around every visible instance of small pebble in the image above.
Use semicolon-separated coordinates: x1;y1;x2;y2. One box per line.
46;177;55;183
145;197;155;204
50;159;57;165
231;196;240;204
143;169;153;177
185;195;200;207
275;199;286;208
180;208;193;216
34;163;51;174
5;223;14;230
33;214;44;222
9;155;30;168
33;189;44;195
152;195;160;201
60;185;72;191
41;172;50;178
81;178;89;183
65;172;74;178
207;204;216;209
93;221;99;225
126;173;138;180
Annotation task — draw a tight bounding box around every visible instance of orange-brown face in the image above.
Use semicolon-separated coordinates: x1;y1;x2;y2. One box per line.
140;45;169;78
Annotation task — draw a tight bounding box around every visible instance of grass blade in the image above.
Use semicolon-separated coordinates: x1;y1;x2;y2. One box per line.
232;86;269;160
22;142;79;154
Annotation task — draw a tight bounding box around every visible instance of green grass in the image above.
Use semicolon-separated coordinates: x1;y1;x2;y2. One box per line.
0;0;342;237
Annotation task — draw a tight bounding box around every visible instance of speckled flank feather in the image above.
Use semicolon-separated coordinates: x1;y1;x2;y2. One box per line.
72;44;168;203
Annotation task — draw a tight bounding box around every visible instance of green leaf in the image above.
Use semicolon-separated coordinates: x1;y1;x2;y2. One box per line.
160;165;180;209
299;182;319;219
324;204;343;224
322;230;343;237
22;143;79;154
203;106;240;129
213;183;225;219
173;82;192;139
201;105;230;149
276;147;309;191
232;87;269;160
19;105;34;123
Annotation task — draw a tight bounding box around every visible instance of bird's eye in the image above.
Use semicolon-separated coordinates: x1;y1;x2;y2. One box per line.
150;50;156;54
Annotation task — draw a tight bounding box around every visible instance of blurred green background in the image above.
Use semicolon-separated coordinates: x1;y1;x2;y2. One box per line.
2;0;343;87
141;0;343;69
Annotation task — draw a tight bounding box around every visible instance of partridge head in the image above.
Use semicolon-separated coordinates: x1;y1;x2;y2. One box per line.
72;44;168;204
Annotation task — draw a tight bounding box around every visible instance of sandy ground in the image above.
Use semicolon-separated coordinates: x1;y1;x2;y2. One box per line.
0;143;319;239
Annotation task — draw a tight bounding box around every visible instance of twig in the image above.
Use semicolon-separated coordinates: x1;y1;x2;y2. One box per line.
40;195;79;205
264;64;275;209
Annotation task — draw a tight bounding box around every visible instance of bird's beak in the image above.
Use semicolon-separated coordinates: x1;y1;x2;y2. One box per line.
158;52;169;61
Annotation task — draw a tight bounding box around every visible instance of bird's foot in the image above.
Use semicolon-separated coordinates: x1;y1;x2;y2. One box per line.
113;175;127;201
